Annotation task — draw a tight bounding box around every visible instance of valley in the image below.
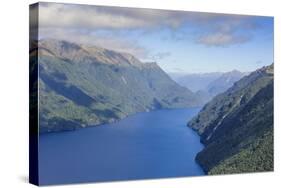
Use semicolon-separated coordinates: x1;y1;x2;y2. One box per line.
32;39;202;133
32;39;274;177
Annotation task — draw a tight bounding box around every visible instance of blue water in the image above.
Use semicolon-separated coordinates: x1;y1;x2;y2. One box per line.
39;108;204;185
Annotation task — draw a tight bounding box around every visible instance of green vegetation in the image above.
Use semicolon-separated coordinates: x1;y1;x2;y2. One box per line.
33;39;202;133
209;132;273;174
188;64;274;174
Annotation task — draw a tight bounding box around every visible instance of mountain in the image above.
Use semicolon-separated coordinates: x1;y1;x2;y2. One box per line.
207;70;248;97
170;71;247;103
31;39;202;133
188;64;273;174
169;72;223;92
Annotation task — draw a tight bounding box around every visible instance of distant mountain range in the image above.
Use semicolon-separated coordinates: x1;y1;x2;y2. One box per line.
169;72;223;92
188;64;273;174
206;70;248;97
31;39;202;133
170;71;248;103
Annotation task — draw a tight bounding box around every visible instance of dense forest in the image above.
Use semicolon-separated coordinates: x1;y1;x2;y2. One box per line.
188;64;273;174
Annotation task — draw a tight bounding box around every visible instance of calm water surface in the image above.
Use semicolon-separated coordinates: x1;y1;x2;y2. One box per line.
39;108;204;185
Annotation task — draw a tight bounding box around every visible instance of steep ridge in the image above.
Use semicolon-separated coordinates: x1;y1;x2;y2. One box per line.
31;39;202;133
188;64;273;174
207;70;248;97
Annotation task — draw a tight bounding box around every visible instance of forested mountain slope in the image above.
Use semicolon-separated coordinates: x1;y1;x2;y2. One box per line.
188;64;273;174
31;39;201;133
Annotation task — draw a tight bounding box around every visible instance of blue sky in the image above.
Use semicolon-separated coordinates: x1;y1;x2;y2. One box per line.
36;2;273;73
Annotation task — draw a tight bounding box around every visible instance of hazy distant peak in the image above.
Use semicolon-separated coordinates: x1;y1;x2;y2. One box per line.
228;69;242;74
144;61;158;66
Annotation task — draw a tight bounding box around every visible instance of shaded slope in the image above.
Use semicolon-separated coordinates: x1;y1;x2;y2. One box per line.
188;64;273;174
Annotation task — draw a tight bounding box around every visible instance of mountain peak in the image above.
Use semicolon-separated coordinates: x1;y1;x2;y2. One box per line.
35;39;202;133
37;39;145;67
229;69;241;74
261;63;274;74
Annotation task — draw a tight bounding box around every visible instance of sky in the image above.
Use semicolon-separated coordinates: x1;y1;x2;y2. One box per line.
33;2;273;73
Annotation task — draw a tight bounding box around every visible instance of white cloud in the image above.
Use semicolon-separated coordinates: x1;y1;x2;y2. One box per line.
38;2;256;31
149;52;171;61
39;28;149;59
197;32;250;47
195;16;257;47
36;2;262;50
38;2;188;30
